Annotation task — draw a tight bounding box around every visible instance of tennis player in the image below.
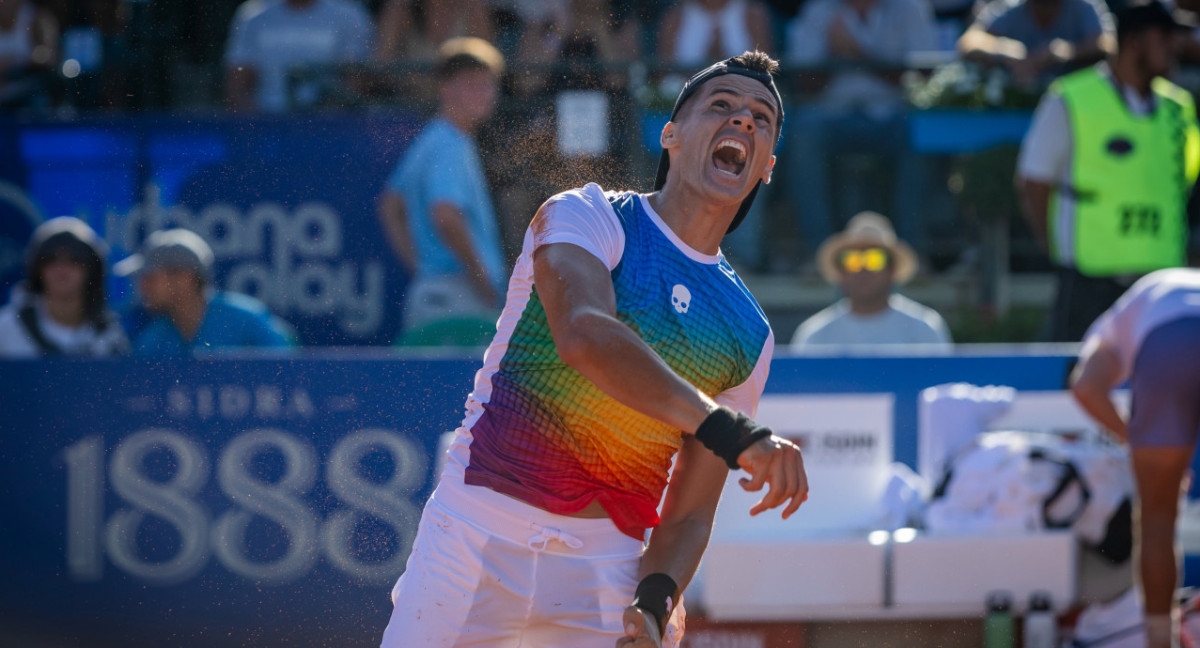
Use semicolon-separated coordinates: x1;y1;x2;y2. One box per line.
1072;268;1200;648
380;50;806;648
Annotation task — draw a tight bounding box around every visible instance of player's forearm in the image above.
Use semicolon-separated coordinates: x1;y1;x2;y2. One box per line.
1070;343;1129;442
554;311;716;434
1071;387;1128;442
639;514;713;595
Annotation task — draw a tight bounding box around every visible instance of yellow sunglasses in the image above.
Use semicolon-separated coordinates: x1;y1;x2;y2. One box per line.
839;247;890;273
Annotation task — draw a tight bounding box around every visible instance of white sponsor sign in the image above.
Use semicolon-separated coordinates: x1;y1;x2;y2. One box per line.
711;393;894;539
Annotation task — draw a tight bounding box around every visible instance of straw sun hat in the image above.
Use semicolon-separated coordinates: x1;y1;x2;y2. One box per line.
815;211;918;285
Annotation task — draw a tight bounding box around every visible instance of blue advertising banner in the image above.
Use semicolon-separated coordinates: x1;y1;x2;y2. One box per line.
0;354;477;647
0;113;424;347
11;351;1198;646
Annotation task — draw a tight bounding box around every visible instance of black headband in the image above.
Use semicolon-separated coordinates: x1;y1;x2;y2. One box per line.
653;56;785;234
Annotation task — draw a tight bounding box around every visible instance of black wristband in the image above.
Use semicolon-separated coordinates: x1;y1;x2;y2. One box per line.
632;572;678;636
694;406;771;469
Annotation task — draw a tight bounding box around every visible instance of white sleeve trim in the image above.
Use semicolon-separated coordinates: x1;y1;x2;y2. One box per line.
530;183;625;270
715;329;775;418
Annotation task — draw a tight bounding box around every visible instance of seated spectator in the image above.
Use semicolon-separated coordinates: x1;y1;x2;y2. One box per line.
957;0;1114;90
224;0;374;112
515;0;642;77
115;229;293;355
375;0;494;62
376;38;507;346
658;0;776;65
791;211;953;349
0;217;129;357
784;0;938;261
0;0;58;110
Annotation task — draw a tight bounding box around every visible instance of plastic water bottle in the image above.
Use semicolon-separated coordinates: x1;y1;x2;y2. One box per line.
984;591;1015;648
1024;591;1056;648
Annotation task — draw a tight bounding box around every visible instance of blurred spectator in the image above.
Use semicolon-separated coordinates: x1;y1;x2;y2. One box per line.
0;218;129;358
0;0;58;110
1176;0;1200;64
224;0;374;112
377;37;507;346
1016;1;1199;341
43;0;132;109
958;0;1114;90
115;229;293;355
375;0;494;62
488;0;644;254
516;0;643;71
149;0;244;107
784;0;938;260
659;0;776;65
790;211;952;349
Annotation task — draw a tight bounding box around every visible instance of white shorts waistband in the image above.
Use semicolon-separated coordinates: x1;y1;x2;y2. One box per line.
430;470;644;558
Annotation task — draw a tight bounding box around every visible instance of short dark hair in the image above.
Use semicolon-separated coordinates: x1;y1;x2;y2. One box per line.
674;50;784;139
727;50;781;78
434;37;505;81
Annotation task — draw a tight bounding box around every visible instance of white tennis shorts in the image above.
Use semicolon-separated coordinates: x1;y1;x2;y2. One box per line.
381;469;684;647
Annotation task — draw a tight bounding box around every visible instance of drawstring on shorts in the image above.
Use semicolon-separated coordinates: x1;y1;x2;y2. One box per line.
527;523;584;552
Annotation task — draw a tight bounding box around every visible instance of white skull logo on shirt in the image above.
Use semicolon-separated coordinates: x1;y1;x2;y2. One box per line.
671;284;691;314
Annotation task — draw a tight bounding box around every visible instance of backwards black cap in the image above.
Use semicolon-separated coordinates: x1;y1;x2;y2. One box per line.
653;53;785;234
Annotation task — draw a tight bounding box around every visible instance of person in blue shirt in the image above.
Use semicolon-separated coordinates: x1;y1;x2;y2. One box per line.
376;37;508;345
115;229;293;355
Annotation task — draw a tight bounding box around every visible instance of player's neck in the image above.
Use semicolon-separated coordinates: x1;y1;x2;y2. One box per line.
648;184;735;256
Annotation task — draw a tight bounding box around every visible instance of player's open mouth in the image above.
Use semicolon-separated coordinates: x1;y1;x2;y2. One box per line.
712;138;747;177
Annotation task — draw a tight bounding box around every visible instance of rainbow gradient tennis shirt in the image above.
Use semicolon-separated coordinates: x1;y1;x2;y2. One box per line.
453;183;774;540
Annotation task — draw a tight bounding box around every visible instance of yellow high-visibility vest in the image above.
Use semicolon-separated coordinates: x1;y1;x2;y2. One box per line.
1049;66;1200;276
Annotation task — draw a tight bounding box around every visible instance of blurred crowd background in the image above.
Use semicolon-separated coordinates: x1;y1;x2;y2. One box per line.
1;0;1198;349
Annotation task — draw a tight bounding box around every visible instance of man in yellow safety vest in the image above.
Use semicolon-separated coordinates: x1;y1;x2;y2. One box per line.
1017;0;1200;341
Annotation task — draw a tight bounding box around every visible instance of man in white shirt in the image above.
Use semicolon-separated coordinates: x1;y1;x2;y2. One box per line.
790;211;952;350
224;0;373;112
1071;268;1200;648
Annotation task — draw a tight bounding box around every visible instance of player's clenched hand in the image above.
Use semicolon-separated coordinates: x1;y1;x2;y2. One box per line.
616;606;661;648
737;434;808;519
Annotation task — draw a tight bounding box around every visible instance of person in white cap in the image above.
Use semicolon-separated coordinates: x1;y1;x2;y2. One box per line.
790;211;952;350
115;228;293;355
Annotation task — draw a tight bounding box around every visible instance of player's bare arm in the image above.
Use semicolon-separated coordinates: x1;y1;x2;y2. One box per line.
535;237;808;514
534;239;718;433
1071;338;1129;442
618;435;730;647
431;201;499;305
